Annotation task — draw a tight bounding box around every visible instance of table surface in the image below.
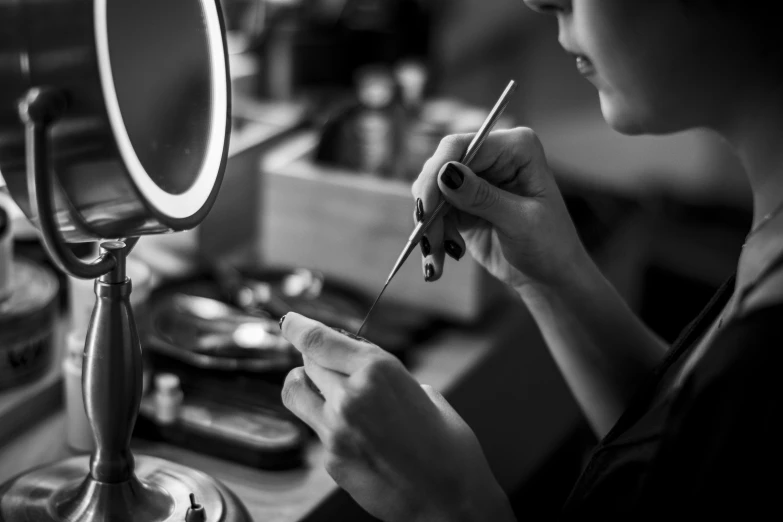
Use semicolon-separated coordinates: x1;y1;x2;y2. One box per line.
0;304;582;522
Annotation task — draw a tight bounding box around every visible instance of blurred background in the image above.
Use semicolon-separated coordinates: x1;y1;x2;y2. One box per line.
0;0;752;520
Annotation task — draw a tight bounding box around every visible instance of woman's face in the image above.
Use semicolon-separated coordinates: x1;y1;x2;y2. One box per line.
524;0;760;135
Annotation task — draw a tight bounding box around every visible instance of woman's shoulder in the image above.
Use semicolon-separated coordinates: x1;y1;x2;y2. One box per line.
738;267;783;319
692;295;783;385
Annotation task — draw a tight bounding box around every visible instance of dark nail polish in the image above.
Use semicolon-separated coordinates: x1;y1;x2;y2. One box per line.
444;240;463;260
440;164;464;190
420;236;431;257
279;314;286;330
424;263;434;282
416;198;424;222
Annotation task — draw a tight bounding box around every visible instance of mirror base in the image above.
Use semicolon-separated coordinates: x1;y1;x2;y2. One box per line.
0;454;251;522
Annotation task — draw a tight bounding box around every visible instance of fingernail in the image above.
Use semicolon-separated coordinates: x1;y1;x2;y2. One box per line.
279;314;286;330
420;236;431;257
424;263;434;282
440;164;464;190
444;240;463;261
332;327;371;344
415;198;424;222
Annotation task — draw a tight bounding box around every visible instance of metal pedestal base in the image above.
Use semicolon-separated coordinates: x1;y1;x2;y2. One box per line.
0;454;251;522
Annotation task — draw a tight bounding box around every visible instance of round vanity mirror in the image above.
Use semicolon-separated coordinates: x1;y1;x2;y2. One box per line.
0;0;230;242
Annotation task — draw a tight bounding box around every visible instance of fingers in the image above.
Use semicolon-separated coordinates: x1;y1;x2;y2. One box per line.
421;217;445;283
412;128;548;215
411;133;473;225
411;134;474;281
304;356;348;404
469;127;549;196
422;214;463;282
282;367;327;436
442;213;466;262
281;313;378;374
437;161;523;236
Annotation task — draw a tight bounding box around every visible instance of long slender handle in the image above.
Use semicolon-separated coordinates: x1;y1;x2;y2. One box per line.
408;79;517;244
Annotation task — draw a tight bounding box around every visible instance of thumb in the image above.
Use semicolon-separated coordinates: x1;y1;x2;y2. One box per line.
437;161;519;232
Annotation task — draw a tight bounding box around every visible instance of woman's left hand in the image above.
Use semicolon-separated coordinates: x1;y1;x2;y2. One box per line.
280;313;516;522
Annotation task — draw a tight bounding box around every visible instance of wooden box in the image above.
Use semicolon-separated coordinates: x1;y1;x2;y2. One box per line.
257;131;507;321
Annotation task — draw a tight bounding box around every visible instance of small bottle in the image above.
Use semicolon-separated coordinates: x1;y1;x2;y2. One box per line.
394;60;428;117
154;373;184;425
394;60;434;180
351;65;400;177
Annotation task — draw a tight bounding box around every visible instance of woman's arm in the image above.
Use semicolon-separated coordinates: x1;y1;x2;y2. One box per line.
411;129;668;438
519;257;668;438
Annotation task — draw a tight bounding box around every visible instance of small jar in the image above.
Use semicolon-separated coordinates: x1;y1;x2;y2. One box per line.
0;258;59;393
154;373;184;425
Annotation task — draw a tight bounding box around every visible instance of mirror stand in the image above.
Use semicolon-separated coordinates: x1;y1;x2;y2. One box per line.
0;90;251;522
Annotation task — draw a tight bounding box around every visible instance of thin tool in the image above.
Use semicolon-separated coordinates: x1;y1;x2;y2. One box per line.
355;79;517;337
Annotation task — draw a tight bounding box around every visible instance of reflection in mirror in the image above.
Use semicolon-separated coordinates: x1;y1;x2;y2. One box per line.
108;0;213;195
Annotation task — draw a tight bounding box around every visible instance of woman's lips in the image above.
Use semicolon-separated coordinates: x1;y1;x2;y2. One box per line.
575;55;595;76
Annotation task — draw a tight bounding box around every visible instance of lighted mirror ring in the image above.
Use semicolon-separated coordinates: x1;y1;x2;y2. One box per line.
94;0;229;220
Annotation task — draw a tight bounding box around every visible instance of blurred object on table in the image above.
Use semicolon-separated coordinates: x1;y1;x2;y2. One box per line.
315;70;514;182
146;291;296;374
135;369;307;470
0;196;60;393
0;257;60;392
144;266;423;373
315;64;404;178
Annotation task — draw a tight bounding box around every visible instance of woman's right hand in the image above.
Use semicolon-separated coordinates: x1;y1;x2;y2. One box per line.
411;127;589;296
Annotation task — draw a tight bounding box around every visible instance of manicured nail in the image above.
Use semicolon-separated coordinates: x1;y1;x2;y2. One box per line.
416;198;424;222
440;164;464;190
279;314;286;330
424;263;434;281
444;240;463;261
420;236;431;257
332;327;371;343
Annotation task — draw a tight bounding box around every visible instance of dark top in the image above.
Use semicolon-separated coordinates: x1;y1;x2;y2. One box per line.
561;275;783;519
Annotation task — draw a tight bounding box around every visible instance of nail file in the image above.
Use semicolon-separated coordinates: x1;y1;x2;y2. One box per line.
355;80;517;338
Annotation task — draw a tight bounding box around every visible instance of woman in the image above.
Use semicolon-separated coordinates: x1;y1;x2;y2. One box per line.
279;0;783;519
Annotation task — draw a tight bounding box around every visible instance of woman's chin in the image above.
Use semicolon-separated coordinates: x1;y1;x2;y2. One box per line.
599;95;648;135
599;93;686;136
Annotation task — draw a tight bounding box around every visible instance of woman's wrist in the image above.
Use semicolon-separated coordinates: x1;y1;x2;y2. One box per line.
514;248;599;310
